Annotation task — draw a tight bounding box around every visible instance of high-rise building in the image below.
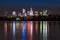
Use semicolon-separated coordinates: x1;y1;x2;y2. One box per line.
22;8;26;17
29;8;34;16
27;11;30;16
43;10;48;16
34;11;38;16
18;12;22;17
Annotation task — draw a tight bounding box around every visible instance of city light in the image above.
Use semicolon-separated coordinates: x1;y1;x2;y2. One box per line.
43;10;48;16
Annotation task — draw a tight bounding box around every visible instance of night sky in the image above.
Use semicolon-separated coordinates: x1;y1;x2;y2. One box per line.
0;0;60;8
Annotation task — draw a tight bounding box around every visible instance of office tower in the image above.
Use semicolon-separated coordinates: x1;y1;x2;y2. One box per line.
18;12;22;17
27;11;30;16
43;10;48;16
34;11;38;16
22;21;27;40
29;8;34;16
22;8;26;17
4;21;7;40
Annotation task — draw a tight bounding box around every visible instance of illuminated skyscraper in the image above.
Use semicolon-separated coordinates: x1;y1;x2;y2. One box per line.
43;10;48;16
30;8;34;16
22;8;26;17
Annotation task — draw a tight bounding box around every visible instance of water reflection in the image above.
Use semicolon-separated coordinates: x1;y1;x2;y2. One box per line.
22;21;27;40
40;21;48;40
12;21;16;40
4;21;7;40
3;21;49;40
30;21;33;40
26;21;31;40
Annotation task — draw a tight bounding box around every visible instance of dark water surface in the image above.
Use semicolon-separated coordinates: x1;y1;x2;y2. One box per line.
0;21;60;40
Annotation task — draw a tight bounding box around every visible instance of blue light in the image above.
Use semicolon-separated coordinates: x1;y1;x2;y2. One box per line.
22;21;26;40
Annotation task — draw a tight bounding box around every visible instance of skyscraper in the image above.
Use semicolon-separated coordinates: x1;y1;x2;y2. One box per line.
29;8;34;16
22;8;26;17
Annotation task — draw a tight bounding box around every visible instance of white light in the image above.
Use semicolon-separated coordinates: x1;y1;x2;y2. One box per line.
12;11;16;15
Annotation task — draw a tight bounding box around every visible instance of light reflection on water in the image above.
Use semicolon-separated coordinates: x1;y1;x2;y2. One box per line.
22;21;26;40
3;21;48;40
